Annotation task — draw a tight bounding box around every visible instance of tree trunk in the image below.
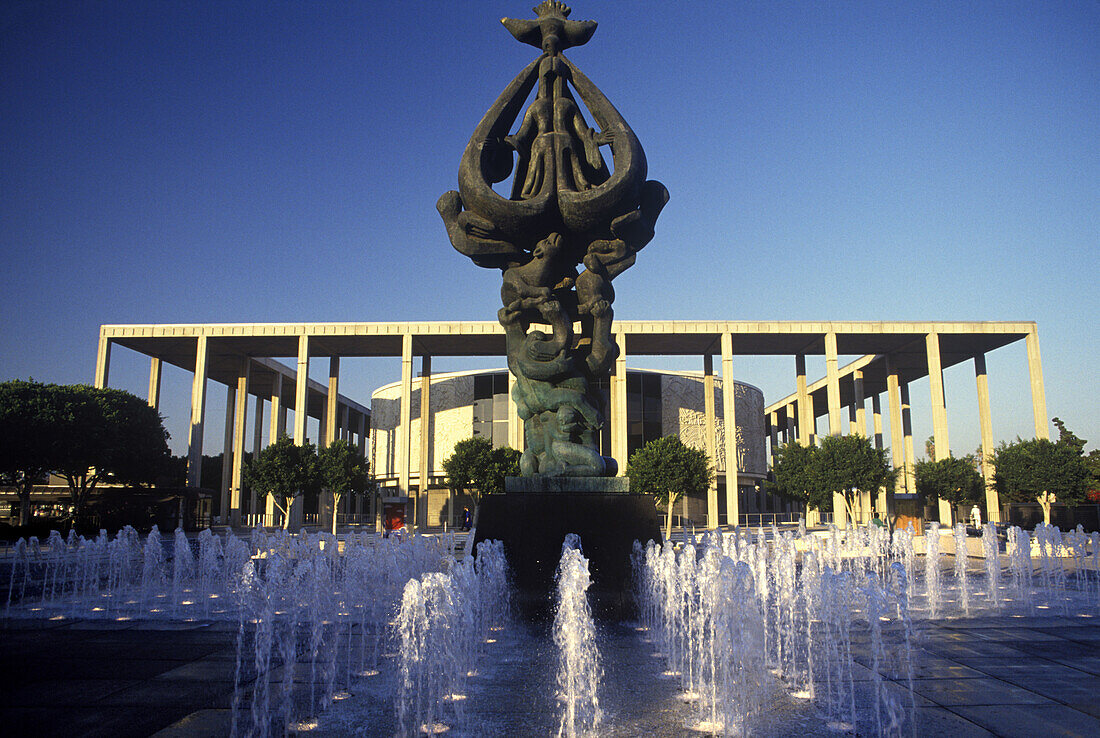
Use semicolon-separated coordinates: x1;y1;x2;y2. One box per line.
331;491;342;536
272;496;290;530
664;498;674;542
1038;490;1055;526
841;492;857;529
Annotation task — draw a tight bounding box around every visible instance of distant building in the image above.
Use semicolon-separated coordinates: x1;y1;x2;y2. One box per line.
370;367;792;528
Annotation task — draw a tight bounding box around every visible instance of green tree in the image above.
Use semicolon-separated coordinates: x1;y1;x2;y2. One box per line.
317;439;371;534
626;435;713;540
45;384;171;526
994;429;1092;526
0;380;57;526
441;437;520;505
914;455;984;524
244;437;320;529
816;434;895;528
769;442;828;510
1052;417;1100;504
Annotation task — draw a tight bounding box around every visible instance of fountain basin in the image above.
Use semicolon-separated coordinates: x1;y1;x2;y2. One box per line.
472;485;661;620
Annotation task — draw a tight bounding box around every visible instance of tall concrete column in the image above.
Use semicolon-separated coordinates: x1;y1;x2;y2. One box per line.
900;382;917;499
94;334;111;389
872;393;884;450
397;333;414;506
825;331;842;436
974;354;1000;523
853;369;866;437
806;394;817;445
266;374;284;523
611;332;628;473
721;333;739;527
926;332;953;524
768;411;780;464
357;414;367;455
1026;328;1049;440
319;357;340;532
507;372;523;451
325;358;339;446
270;374;285;442
147;358;162;409
293;335;310;444
785;407;795;445
252;395;263;523
703;354;718;529
339;405;350;444
872;392;889;515
418;355;432;530
886;357;905;494
795;354;810;446
288;335;310;529
221;385;235;521
230;358;250;527
186;335;209;489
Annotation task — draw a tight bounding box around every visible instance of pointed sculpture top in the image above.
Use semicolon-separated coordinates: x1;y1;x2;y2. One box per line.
501;2;597;55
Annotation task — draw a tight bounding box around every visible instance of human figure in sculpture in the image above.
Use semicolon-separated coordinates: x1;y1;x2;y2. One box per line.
506;54;608;201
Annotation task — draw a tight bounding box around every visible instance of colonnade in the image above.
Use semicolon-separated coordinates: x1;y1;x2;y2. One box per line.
95;320;1046;532
767;327;1049;526
94;334;369;527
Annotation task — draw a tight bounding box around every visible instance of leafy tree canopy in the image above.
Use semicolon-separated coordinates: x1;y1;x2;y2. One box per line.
0;380;58;525
915;455;984;506
626;436;713;506
627;435;713;539
994;435;1091;508
770;441;829;510
317;439;371;499
816;434;894;500
441;437;520;502
0;381;170;525
244;437;320;528
769;435;894;517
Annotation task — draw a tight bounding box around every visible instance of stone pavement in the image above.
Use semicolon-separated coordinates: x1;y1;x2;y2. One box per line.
1;613;1099;737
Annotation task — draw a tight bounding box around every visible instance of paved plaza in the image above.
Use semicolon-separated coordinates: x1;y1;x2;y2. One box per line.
2;609;1099;737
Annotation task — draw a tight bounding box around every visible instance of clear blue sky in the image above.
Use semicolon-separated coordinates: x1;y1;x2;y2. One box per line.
2;1;1097;457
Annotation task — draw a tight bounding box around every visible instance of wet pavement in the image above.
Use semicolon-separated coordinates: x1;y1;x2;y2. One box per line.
3;612;1100;737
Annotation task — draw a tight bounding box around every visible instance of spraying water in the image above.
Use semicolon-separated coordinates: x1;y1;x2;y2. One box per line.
554;534;602;738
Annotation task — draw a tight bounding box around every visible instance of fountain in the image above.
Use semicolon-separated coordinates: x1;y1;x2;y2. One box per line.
553;534;602;738
4;517;1100;735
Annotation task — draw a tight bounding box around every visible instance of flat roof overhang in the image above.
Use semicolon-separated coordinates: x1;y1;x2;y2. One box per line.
101;320;1034;424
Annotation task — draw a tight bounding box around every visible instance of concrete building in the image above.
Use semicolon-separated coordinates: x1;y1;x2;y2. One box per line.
370;367;775;529
93;320;1048;530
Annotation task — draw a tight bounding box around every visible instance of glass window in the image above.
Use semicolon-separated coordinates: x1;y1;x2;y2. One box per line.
493;371;509;395
474;374;493;400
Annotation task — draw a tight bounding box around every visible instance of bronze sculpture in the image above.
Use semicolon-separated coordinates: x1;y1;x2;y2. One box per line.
439;2;668;478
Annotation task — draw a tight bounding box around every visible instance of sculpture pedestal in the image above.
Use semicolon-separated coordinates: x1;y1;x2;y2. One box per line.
472;479;661;620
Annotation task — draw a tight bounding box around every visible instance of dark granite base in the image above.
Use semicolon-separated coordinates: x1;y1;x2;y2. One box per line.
472;492;661;620
504;475;630;494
